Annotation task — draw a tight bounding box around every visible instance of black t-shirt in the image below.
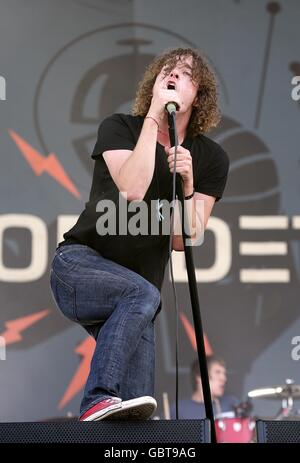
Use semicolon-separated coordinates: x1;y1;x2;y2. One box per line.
61;113;229;290
170;395;239;419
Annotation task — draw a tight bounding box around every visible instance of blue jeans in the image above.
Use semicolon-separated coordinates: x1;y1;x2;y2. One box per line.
50;243;161;415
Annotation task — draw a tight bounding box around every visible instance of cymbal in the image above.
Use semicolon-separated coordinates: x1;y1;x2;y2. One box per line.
248;384;300;400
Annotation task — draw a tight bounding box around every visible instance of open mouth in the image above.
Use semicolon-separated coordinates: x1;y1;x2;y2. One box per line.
167;82;176;90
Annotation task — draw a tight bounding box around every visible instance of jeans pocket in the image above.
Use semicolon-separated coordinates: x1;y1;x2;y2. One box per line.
50;269;78;322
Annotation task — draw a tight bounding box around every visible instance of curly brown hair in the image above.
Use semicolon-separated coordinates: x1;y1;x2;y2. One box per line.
132;47;221;136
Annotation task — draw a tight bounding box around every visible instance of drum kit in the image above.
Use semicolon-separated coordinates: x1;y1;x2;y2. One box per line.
215;414;256;443
248;378;300;420
215;379;300;443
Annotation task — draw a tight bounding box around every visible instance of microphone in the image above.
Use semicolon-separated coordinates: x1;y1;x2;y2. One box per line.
165;101;179;115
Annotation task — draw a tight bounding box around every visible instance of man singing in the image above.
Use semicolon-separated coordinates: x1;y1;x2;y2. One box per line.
50;47;229;421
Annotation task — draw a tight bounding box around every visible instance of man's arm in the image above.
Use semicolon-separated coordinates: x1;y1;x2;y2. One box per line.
172;192;216;251
102;117;158;201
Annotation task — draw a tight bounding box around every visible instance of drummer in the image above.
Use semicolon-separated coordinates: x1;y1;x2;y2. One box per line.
170;355;239;419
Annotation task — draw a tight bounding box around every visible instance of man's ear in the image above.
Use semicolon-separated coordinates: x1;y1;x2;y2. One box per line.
193;96;199;107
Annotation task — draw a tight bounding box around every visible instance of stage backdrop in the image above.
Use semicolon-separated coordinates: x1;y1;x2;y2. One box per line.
0;0;300;421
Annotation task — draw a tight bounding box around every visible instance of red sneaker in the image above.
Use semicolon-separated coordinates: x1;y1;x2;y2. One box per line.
79;397;122;421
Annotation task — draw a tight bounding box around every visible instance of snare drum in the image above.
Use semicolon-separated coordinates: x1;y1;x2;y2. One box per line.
215;417;255;443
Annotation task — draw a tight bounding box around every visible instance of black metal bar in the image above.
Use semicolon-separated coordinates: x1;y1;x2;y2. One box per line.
168;112;217;444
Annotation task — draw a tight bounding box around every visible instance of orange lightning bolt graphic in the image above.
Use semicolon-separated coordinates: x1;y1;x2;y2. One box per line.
180;312;213;356
8;130;80;199
0;310;50;345
58;336;95;410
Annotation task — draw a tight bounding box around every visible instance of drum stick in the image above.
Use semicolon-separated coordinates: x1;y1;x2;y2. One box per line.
163;392;171;419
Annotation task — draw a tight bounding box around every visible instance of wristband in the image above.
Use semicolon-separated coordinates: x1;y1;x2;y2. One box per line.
184;189;195;200
145;116;159;128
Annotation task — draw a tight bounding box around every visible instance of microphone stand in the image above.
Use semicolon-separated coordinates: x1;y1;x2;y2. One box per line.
167;110;217;444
